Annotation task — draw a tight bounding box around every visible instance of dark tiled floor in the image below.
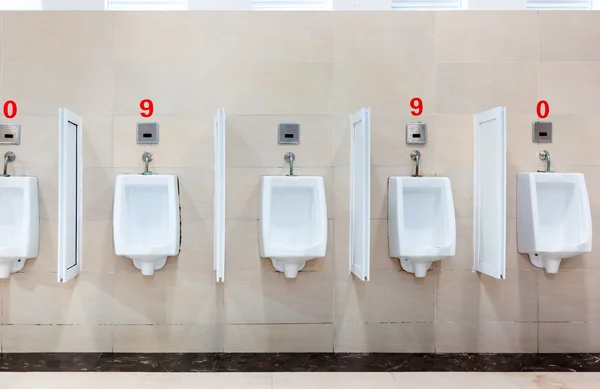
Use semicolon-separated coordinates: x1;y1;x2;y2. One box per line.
1;353;600;372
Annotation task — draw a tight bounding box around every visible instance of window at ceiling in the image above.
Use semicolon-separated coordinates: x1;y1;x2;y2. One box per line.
391;0;463;9
252;0;332;10
0;0;41;9
526;0;592;9
107;0;188;10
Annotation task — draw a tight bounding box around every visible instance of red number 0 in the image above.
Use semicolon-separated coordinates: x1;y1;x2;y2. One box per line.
410;97;423;116
3;100;17;119
537;100;549;119
140;99;154;118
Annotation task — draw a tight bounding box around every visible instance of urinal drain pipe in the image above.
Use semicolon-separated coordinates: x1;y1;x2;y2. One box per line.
284;152;296;176
1;151;15;177
142;151;153;175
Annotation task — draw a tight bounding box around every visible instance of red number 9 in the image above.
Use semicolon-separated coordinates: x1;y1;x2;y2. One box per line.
410;98;423;116
140;99;154;118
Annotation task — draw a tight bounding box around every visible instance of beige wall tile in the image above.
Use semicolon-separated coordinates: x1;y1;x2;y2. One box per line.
226;219;333;275
3;61;113;116
112;272;223;325
2;324;112;352
223;12;333;63
437;63;538;115
115;12;225;63
540;62;600;115
226;115;333;168
227;167;333;220
113;325;222;352
435;322;538;353
83;168;120;221
506;115;548;170
113;116;213;168
334;322;435;353
2;12;113;63
113;62;223;116
540;12;600;62
370;115;435;168
224;270;333;324
224;324;333;352
538;270;600;322
2;273;113;325
334;271;436;323
82;116;114;168
334;61;435;116
82;220;117;273
5;116;58;170
223;62;333;115
435;115;474;167
436;270;538;322
21;220;57;274
436;12;538;62
539;116;600;168
539;323;600;353
334;12;434;63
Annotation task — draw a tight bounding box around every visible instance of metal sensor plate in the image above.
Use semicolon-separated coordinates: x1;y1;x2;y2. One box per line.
0;123;20;145
278;123;300;145
532;121;552;143
406;122;427;145
137;122;159;144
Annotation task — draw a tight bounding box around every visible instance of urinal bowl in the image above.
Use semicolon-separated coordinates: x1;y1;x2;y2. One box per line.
259;176;328;279
0;258;26;279
113;174;180;276
388;177;456;279
517;172;592;274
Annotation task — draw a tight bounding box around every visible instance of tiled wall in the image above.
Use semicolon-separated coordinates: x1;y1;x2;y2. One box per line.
0;11;599;353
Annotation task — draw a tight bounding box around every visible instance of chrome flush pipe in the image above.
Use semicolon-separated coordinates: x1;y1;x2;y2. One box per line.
142;151;153;175
1;151;15;177
411;150;421;177
538;150;551;173
284;152;296;176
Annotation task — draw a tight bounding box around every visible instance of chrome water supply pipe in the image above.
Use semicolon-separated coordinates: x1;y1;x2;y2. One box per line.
284;152;296;176
1;151;15;177
538;150;551;173
411;150;421;177
142;151;153;175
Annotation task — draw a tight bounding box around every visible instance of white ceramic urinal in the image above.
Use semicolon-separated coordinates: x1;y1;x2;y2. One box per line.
259;176;327;279
517;173;592;273
388;177;456;278
113;174;180;276
0;177;39;278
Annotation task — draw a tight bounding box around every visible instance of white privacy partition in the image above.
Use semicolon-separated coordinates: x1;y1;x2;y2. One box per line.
473;106;507;279
57;108;83;282
214;108;226;282
349;108;371;281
